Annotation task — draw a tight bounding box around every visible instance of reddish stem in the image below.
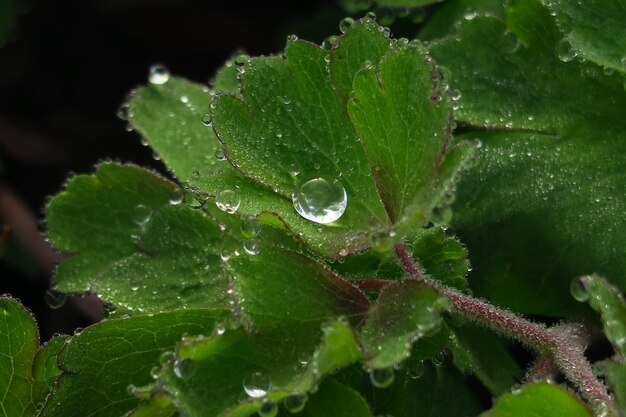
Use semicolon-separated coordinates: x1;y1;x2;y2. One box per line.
394;243;423;278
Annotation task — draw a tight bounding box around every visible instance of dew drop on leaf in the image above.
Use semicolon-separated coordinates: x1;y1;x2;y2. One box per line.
570;277;589;302
215;147;226;161
159;351;175;365
243;239;260;255
463;9;477;20
371;232;394;252
169;188;184;205
500;31;520;54
133;204;153;226
292;178;347;224
407;360;424;379
370;367;394;388
258;399;278;417
173;358;196;379
339;17;354;33
240;218;260;238
556;39;577;62
243;371;271;398
45;289;67;309
283;393;307;413
201;113;212;126
215;322;226;335
148;64;170;85
216;190;241;214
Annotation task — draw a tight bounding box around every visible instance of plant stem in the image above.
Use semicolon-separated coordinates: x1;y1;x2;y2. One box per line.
392;242;615;415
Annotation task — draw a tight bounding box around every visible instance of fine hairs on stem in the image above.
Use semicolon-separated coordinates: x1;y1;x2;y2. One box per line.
388;242;616;416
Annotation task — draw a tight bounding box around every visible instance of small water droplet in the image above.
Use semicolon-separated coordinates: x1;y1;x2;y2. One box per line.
570;277;589;302
283;393;307;413
173;358;196;379
339;17;354;33
215;322;226;335
133;204;153;226
243;239;260;255
150;366;160;379
366;11;377;20
170;188;184;205
292;178;347;224
258;399;278;417
557;39;577;62
449;89;462;101
243;371;271;398
216;190;240;214
215;148;226;161
408;360;424;379
235;53;250;66
281;96;292;105
240;218;260;238
500;31;520;54
371;232;394;252
463;9;477;20
148;64;170;85
45;289;67;309
370;367;394;388
202;113;212;126
159;351;175;365
220;251;231;261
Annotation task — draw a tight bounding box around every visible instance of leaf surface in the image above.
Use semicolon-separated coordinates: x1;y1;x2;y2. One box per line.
430;0;626;316
0;297;66;417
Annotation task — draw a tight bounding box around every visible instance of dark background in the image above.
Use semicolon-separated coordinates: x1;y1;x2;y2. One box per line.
0;0;351;340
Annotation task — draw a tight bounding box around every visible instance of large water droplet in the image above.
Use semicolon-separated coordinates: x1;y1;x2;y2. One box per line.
283;393;307;413
557;39;577;62
243;239;260;255
339;17;355;33
244;372;271;398
133;204;153;226
173;358;196;379
170;188;184;205
292;178;347;224
370;367;394;388
45;289;67;309
570;277;589;302
216;190;240;214
240;218;260;238
148;64;170;85
258;399;278;417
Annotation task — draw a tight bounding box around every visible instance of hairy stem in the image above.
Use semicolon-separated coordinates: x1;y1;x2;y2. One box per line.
392;243;615;415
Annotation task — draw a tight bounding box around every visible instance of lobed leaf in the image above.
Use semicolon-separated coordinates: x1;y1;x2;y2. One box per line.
0;297;66;417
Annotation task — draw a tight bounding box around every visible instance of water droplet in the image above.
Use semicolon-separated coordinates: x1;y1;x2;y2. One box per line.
449;89;462;101
371;232;394;252
202;113;212;126
215;148;226;161
500;31;520;54
366;11;377;20
159;351;175;365
170;188;184;205
603;67;615;76
216;190;240;214
243;371;271;398
150;366;160;379
235;53;250;66
570;277;589;302
283;393;307;413
240;218;260;238
292;178;347;224
173;358;196;379
148;64;170;85
220;251;231;261
133;204;153;226
408;360;424;379
430;206;452;227
243;239;260;255
463;9;477;20
281;96;292;105
45;289;67;309
288;163;300;177
215;322;226;335
258;399;278;417
370;367;394;388
339;17;354;33
557;39;577;62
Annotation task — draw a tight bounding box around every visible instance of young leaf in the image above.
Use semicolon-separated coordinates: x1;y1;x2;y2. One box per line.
429;0;626;316
201;19;469;258
45;163;231;313
575;274;626;358
546;0;626;72
480;382;592;417
359;279;450;369
40;309;224;417
0;297;66;417
599;361;626;417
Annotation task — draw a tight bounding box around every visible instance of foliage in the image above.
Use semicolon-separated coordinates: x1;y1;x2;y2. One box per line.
1;0;625;416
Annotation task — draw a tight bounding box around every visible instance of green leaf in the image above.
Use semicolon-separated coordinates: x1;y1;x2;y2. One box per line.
429;0;626;316
0;297;66;417
203;19;467;258
547;0;626;72
0;0;15;45
148;245;369;417
360;279;449;369
40;309;224;417
599;360;626;417
449;321;521;395
419;0;505;41
368;361;482;417
281;378;374;417
480;382;592;417
576;274;626;358
46;163;231;314
128;76;223;182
